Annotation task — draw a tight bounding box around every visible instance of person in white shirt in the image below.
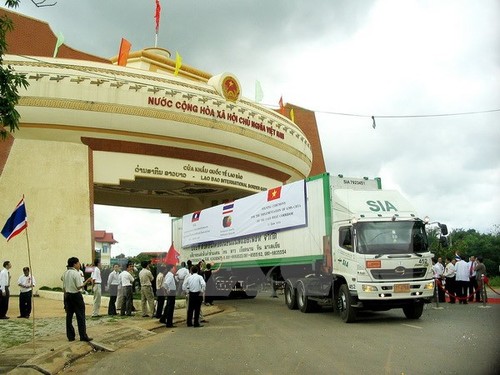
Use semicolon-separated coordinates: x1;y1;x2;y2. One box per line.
0;261;12;319
454;255;470;304
443;257;456;303
161;264;177;327
432;257;445;303
175;262;189;296
107;264;121;315
17;266;35;318
120;262;135;316
183;265;206;327
467;256;477;302
90;259;102;317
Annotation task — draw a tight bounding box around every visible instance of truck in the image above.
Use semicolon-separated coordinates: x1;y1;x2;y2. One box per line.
172;173;437;322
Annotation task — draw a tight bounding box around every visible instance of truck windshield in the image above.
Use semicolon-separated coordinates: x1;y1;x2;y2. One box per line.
355;221;428;255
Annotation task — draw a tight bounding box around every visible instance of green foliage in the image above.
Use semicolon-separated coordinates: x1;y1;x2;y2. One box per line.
488;275;500;287
1;0;29;139
428;226;500;277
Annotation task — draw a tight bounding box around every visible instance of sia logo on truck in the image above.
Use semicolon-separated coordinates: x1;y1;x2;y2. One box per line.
367;200;397;212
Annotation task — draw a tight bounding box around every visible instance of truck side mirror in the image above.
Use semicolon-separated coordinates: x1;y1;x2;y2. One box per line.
439;236;448;248
438;223;448;236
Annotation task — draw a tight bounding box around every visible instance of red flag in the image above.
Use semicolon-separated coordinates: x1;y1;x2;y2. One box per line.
278;96;285;115
165;243;180;265
118;38;131;66
267;186;282;201
155;0;162;34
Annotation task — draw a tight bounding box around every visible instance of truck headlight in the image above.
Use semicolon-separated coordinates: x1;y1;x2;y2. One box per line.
424;281;434;290
362;285;378;292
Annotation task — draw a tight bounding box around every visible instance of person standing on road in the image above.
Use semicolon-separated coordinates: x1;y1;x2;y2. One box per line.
455;255;470;304
432;258;445;303
0;260;12;319
139;261;155;317
443;257;456;303
175;262;189;296
183;265;206;327
90;259;102;317
204;262;222;306
120;262;135;316
161;264;177;327
474;256;487;302
17;266;35;318
467;255;477;302
107;264;121;315
155;266;166;320
62;257;92;342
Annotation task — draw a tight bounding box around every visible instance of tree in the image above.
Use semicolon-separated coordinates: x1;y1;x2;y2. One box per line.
1;0;28;139
1;0;57;140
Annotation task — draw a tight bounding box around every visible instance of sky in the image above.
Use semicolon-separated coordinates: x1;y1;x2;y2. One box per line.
5;0;500;257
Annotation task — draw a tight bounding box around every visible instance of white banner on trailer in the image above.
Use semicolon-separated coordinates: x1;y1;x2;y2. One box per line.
182;180;307;247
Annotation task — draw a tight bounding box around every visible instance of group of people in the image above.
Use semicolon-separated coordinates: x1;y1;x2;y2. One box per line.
432;253;487;304
0;260;36;320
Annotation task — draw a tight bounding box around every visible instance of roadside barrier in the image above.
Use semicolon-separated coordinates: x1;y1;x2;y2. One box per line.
434;275;498;307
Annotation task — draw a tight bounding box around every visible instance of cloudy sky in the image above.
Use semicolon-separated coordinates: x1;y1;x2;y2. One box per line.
6;0;499;256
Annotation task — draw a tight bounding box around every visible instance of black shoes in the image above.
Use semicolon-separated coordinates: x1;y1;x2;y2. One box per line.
80;336;93;342
194;324;204;328
166;324;177;328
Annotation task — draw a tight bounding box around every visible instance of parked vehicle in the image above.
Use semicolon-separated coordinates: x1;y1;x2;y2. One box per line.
173;173;440;322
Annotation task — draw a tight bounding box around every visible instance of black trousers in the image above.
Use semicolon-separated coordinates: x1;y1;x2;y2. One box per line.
121;286;133;316
445;277;456;303
156;295;166;319
108;285;118;315
187;292;202;326
19;290;32;317
65;292;88;340
161;293;176;326
468;276;477;301
0;286;10;318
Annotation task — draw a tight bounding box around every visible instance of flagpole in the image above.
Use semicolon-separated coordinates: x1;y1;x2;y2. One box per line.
25;226;36;353
155;33;158;48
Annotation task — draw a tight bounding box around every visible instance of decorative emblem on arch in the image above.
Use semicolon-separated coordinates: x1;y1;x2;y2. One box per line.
208;73;241;102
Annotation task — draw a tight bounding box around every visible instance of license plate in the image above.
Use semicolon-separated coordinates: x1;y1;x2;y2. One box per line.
394;283;410;293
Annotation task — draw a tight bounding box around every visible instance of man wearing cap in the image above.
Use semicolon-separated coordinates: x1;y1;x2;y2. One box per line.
62;257;93;342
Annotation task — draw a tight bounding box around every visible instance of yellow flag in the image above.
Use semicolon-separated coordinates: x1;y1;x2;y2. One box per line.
290;108;295;123
53;32;65;58
174;51;182;76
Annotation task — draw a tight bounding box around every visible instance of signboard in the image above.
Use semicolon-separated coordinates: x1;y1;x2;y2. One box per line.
182;180;307;247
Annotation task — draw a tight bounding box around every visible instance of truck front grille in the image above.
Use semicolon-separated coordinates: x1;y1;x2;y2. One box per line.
370;268;427;280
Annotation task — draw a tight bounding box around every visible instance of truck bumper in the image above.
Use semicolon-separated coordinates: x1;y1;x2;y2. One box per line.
353;279;435;303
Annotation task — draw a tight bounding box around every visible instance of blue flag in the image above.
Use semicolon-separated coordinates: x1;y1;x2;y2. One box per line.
1;197;28;241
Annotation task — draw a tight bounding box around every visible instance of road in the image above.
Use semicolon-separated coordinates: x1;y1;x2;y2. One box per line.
61;293;500;375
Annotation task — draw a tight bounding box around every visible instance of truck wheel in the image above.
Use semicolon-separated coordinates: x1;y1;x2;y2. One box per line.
336;284;357;323
296;280;316;313
402;301;424;319
284;280;298;310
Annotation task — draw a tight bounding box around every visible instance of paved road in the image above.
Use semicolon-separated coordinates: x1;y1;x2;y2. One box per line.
61;293;500;375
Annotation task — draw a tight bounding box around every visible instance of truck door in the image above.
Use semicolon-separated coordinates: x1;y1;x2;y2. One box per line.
334;226;358;289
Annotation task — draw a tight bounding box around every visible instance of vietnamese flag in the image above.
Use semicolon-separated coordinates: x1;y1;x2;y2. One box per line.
267;186;282;201
118;38;131;66
278;96;285;115
165;243;180;265
155;0;162;34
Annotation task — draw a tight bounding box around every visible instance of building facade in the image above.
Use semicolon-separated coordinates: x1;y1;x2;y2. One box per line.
0;9;326;289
